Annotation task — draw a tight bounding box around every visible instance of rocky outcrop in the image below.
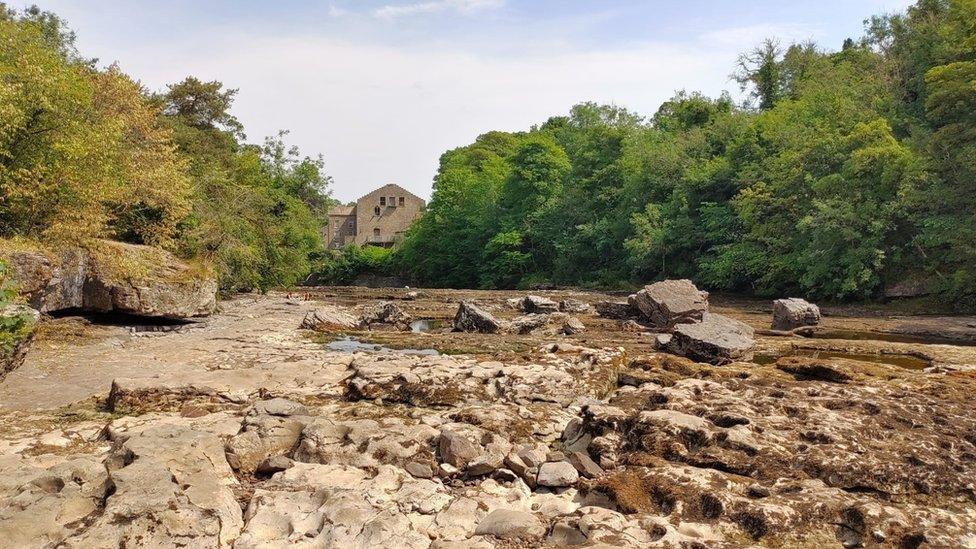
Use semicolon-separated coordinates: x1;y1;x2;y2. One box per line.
771;297;821;331
475;509;545;540
2;241;216;319
299;306;359;331
5;289;976;548
508;295;559;314
558;299;591;313
359;301;412;330
0;304;40;382
508;312;585;336
453;301;504;333
630;279;709;330
225;399;309;475
666;312;755;363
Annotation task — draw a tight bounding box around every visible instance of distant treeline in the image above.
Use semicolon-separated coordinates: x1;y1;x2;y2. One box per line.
395;0;976;308
0;5;335;292
3;2;976;308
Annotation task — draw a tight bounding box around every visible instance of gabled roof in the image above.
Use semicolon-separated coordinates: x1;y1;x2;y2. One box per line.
328;205;356;216
356;183;424;204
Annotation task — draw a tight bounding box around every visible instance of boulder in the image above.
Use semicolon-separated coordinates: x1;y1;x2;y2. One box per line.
771;298;821;331
438;430;481;468
300;306;358;331
509;312;585;336
667;312;755;364
359;301;412;330
475;509;545;540
567;451;604;479
225;409;306;475
631;279;709;330
559;299;591;313
560;314;587;335
0;304;40;382
453;301;504;334
519;295;559;314
2;241;216;319
537;461;579;487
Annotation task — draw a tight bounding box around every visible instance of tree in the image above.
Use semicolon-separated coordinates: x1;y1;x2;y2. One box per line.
0;15;189;246
161;77;244;136
733;39;784;110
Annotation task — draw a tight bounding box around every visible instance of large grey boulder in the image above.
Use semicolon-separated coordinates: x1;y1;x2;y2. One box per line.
0;304;40;382
300;306;359;331
536;461;579;488
358;301;412;330
631;279;709;330
3;241;216;319
438;430;482;469
453;301;504;333
771;298;821;331
225;399;308;475
475;509;545;540
667;312;755;364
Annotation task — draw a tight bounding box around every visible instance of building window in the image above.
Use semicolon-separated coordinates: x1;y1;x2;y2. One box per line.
380;197;386;206
399;197;405;206
373;228;381;238
374;206;381;216
389;196;396;207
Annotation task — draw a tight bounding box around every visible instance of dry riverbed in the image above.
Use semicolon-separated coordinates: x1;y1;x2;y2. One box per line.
1;287;975;547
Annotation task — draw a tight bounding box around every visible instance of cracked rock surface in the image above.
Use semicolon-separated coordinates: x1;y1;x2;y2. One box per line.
1;287;976;548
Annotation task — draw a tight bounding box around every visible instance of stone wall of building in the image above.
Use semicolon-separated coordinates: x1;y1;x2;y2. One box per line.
354;184;425;247
324;206;357;250
324;184;425;250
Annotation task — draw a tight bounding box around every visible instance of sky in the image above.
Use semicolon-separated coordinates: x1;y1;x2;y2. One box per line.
13;0;915;202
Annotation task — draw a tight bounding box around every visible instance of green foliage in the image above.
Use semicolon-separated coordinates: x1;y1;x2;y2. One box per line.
0;8;333;293
0;9;192;248
164;93;331;291
312;245;395;285
0;259;32;355
400;0;976;308
5;0;976;309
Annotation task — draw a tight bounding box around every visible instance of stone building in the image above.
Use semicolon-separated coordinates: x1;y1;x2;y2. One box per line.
324;184;425;249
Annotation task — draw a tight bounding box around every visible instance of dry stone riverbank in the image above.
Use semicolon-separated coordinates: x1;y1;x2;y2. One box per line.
1;286;976;547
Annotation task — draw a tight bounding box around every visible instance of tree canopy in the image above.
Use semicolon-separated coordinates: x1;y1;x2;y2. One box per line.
0;5;335;292
399;0;976;308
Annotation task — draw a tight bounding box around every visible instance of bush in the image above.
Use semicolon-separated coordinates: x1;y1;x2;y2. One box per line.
0;260;33;355
310;245;395;285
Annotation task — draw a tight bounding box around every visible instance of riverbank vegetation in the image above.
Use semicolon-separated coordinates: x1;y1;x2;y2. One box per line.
3;1;975;308
0;6;334;293
397;0;976;308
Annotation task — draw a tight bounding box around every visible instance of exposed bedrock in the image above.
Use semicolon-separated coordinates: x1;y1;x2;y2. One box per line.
3;240;216;319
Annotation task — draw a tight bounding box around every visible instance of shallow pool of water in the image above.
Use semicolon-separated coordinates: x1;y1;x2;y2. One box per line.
410;319;443;333
755;348;930;370
326;337;439;356
811;329;975;346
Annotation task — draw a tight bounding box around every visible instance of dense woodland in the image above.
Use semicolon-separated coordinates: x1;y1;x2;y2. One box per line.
397;0;976;307
2;1;976;308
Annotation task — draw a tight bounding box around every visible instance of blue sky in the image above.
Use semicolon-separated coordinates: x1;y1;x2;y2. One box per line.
14;0;913;201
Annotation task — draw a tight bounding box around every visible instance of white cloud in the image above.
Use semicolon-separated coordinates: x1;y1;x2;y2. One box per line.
373;0;504;20
328;4;348;17
700;23;820;48
114;34;731;201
